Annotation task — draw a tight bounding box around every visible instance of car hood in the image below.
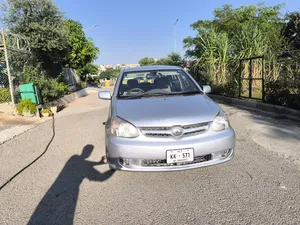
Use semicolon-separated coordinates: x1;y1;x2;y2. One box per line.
115;95;220;127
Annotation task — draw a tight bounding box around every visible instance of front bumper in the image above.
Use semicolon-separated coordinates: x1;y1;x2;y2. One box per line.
106;128;235;172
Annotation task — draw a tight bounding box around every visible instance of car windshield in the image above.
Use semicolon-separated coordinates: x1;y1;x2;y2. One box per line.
117;69;201;98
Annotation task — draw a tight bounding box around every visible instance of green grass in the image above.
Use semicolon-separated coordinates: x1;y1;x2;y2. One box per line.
241;90;262;99
251;91;262;99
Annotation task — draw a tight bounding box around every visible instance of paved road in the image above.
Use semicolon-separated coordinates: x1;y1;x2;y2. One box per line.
1;88;300;225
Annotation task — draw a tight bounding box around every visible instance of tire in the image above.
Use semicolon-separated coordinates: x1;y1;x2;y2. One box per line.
106;150;116;171
109;164;116;171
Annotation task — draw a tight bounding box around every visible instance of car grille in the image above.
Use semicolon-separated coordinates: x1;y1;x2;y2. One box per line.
140;122;210;138
141;154;212;167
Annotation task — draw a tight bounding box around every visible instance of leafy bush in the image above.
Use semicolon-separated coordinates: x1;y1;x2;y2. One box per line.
286;94;300;110
209;80;239;98
18;66;68;104
41;108;51;113
93;77;101;86
188;64;239;98
222;79;239;98
17;99;37;115
265;80;300;110
37;75;68;103
41;108;53;117
190;70;211;85
0;88;11;103
211;84;225;95
75;81;86;91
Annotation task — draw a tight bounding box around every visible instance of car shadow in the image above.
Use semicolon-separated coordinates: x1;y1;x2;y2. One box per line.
27;144;115;225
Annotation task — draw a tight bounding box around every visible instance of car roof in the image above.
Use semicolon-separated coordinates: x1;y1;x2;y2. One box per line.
122;65;181;73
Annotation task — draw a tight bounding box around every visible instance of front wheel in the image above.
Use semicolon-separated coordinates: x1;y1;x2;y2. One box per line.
106;150;116;171
109;164;116;171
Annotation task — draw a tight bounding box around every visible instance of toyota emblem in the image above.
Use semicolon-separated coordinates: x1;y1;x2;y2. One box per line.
171;126;184;137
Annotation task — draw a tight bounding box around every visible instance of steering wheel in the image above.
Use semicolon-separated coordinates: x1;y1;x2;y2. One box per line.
127;88;145;94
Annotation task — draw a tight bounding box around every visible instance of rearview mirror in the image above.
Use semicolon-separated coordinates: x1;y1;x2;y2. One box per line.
98;91;111;100
202;85;211;94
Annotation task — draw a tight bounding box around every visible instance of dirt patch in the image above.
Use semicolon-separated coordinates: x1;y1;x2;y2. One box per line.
0;113;40;132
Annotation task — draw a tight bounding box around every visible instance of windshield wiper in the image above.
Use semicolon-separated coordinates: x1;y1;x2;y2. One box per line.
119;90;203;99
120;92;174;99
158;90;203;96
119;95;144;99
119;92;174;99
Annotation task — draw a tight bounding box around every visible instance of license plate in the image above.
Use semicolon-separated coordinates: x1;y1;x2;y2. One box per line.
166;148;194;164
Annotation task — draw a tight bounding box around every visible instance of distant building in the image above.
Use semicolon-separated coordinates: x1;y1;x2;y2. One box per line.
119;63;140;68
127;64;140;68
98;65;106;73
104;64;113;69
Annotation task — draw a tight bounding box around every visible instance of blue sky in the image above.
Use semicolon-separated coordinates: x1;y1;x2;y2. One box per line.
54;0;300;65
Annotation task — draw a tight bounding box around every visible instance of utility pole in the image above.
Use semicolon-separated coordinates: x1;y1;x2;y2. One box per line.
174;19;178;52
1;29;15;104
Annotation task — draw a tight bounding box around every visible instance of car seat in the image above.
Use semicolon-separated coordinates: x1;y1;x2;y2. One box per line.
154;77;171;92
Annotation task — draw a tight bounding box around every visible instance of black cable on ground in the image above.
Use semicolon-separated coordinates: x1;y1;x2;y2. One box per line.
0;115;56;191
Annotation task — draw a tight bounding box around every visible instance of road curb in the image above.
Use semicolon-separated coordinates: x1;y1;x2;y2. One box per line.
48;87;100;111
0;124;39;145
209;94;300;121
59;88;88;104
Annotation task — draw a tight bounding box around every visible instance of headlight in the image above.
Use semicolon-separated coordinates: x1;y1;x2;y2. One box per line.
212;110;230;132
110;117;139;138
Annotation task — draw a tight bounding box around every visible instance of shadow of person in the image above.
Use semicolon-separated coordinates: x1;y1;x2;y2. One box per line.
27;144;114;225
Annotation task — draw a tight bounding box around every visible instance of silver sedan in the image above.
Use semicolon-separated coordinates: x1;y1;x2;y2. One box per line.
99;66;235;171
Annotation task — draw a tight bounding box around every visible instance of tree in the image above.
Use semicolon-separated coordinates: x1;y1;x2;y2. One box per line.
64;20;99;79
138;53;183;66
81;63;99;79
1;0;69;76
155;58;170;65
189;4;285;45
185;4;285;58
138;57;155;66
283;12;300;50
99;68;120;80
18;65;68;103
184;3;286;87
166;52;183;66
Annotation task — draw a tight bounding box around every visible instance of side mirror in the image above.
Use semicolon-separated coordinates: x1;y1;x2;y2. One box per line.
202;85;211;94
98;91;111;100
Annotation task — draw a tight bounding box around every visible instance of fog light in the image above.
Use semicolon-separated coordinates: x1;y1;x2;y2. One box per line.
121;158;131;166
221;149;232;158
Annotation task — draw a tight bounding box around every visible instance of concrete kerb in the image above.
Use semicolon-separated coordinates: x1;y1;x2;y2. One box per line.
0;124;40;145
208;94;300;121
49;87;100;112
60;89;86;103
